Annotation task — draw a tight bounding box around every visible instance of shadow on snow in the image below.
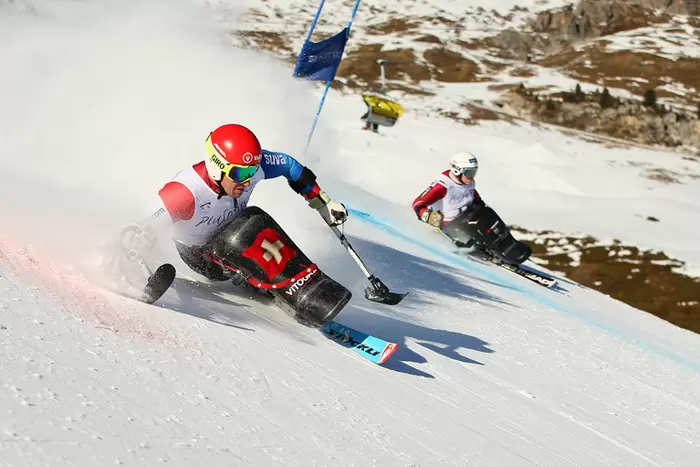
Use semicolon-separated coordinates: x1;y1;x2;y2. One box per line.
153;235;508;378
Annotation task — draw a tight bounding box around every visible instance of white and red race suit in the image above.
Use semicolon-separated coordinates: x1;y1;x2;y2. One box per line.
412;170;483;225
105;145;349;288
143;156;322;249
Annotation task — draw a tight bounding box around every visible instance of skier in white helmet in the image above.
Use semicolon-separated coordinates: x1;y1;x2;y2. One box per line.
412;151;533;265
412;151;483;230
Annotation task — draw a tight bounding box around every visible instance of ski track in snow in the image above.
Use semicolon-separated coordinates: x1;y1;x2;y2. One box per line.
348;207;700;376
0;237;177;346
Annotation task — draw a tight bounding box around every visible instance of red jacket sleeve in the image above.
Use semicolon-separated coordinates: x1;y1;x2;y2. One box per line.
158;182;196;222
412;182;447;219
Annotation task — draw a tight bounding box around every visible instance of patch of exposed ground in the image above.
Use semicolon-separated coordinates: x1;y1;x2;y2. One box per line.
513;227;700;334
439;103;509;126
644;167;700;182
535;47;700;105
604;158;700;180
234;30;295;57
416;34;443;44
335;46;431;90
423;48;479;83
464;104;503;122
365;17;423;35
509;66;539;78
334;44;485;90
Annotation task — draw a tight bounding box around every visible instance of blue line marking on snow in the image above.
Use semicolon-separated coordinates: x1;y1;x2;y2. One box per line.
346;206;700;374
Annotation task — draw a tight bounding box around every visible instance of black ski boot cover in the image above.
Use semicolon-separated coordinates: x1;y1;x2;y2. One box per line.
210;206;351;326
444;205;531;265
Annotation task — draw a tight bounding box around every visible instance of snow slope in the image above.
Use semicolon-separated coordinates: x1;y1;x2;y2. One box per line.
1;1;700;466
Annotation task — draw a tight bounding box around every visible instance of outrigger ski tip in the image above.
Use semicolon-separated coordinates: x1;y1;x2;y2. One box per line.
141;263;176;305
364;276;408;305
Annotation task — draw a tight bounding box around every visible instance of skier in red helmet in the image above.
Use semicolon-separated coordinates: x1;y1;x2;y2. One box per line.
112;123;348;287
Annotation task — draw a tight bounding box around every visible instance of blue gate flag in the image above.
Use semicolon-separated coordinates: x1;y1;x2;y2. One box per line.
293;28;349;81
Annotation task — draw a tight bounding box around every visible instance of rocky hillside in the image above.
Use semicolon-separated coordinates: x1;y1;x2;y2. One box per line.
234;0;700;151
501;84;700;151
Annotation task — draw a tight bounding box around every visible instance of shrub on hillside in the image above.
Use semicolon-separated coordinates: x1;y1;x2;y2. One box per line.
563;92;578;103
644;89;657;107
600;87;615;109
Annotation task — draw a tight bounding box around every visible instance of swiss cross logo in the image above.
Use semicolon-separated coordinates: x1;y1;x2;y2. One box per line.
242;228;296;281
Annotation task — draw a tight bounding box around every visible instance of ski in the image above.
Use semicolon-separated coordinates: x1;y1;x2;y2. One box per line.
498;262;557;288
320;320;398;365
454;248;557;288
140;263;176;304
117;265;398;364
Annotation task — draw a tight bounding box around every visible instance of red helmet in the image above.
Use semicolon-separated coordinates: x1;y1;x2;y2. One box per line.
205;124;262;182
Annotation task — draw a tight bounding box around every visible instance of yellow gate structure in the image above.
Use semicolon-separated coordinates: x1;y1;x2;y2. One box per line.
360;59;405;129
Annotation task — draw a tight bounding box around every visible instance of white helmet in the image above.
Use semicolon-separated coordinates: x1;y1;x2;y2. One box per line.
450;151;479;178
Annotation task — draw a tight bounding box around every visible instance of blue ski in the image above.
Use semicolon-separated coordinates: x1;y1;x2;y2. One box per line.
320;321;398;364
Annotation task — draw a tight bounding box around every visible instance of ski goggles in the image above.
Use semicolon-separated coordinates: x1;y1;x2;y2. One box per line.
206;135;260;183
220;161;259;183
459;167;478;178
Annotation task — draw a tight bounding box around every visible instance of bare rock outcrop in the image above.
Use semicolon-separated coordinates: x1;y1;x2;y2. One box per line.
489;0;690;59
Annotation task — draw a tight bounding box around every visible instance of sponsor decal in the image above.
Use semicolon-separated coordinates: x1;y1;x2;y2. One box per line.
263;153;287;165
210;152;227;170
449;193;468;204
520;269;554;286
285;268;318;297
504;264;555;287
487;220;501;234
307;50;343;63
149;207;166;219
242;228;297;281
325;329;381;357
200;202;211;213
194;209;236;228
242;152;253;164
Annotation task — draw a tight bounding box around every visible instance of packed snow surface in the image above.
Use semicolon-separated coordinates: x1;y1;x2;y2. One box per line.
1;1;699;466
